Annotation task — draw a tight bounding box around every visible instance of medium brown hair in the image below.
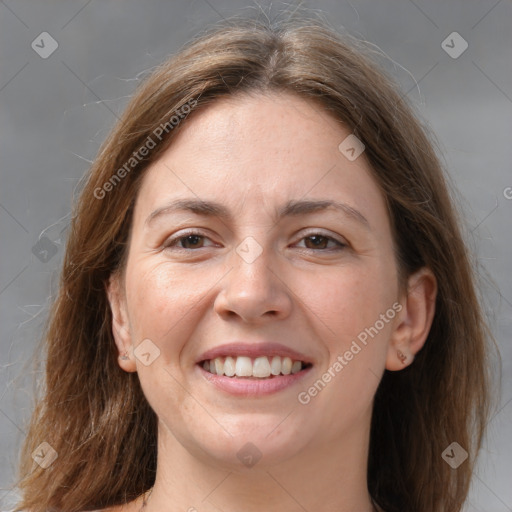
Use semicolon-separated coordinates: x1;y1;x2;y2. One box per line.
14;13;493;512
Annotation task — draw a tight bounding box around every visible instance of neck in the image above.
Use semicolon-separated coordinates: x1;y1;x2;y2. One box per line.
144;412;375;512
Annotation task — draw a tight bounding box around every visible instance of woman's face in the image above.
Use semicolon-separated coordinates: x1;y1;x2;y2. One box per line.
110;92;404;468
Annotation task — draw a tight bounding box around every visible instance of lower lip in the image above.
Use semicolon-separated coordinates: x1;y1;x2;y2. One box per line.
196;364;312;396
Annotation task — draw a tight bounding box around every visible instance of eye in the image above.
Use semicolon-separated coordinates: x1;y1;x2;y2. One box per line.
163;231;346;252
163;231;216;250
295;233;346;251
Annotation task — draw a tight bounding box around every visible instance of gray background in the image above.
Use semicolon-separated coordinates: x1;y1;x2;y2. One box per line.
0;0;510;510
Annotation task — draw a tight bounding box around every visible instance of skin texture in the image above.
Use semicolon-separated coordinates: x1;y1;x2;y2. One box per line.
107;92;437;512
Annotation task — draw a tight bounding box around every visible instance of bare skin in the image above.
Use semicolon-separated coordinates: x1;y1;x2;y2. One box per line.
106;92;436;512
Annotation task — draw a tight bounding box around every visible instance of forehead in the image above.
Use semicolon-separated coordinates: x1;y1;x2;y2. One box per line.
133;92;387;229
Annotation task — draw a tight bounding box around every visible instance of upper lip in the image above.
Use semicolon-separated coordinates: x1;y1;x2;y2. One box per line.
197;342;314;365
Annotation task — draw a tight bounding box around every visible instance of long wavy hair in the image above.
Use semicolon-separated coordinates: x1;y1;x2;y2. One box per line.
13;13;494;512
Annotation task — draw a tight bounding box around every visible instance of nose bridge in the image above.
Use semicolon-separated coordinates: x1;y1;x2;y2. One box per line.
214;234;292;321
231;233;277;297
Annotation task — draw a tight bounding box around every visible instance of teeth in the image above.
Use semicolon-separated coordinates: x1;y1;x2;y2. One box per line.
291;360;302;374
253;356;271;378
223;356;236;377
281;357;292;375
235;356;253;377
204;355;307;378
270;356;281;376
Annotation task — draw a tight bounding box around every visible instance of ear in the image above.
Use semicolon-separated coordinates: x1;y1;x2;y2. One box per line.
386;267;437;371
106;272;137;373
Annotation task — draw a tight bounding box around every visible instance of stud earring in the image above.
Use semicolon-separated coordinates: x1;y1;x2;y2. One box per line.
396;349;408;364
119;352;129;361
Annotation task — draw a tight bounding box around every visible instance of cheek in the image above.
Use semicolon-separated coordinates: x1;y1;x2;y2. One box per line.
312;265;397;411
297;267;395;431
124;261;210;349
300;262;396;347
123;262;213;419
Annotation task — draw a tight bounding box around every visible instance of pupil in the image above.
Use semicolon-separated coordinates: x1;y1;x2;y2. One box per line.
308;235;326;248
185;235;201;248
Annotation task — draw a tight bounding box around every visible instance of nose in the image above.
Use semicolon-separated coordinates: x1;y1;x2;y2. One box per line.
213;243;293;324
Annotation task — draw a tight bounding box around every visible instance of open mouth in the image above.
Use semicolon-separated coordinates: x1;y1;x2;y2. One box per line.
199;355;313;379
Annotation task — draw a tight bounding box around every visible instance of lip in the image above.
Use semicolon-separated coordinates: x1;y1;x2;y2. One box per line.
196;341;314;365
195;341;314;397
196;363;312;396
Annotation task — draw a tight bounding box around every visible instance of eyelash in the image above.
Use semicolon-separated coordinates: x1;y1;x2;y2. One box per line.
163;230;347;252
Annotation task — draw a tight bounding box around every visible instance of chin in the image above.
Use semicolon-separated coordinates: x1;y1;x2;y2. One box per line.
189;416;312;470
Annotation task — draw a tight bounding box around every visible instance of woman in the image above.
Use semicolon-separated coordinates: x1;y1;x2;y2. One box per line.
13;14;492;512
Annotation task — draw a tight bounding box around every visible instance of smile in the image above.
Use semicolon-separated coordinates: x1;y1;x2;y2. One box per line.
201;355;312;378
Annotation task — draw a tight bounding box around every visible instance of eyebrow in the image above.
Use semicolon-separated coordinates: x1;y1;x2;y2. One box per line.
145;198;370;230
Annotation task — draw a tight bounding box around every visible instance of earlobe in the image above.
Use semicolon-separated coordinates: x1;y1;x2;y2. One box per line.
106;273;137;373
386;267;437;372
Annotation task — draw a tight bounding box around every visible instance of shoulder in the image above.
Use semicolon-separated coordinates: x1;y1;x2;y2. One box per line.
86;508;122;512
0;505;133;512
90;502;139;512
76;508;123;512
1;497;138;512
